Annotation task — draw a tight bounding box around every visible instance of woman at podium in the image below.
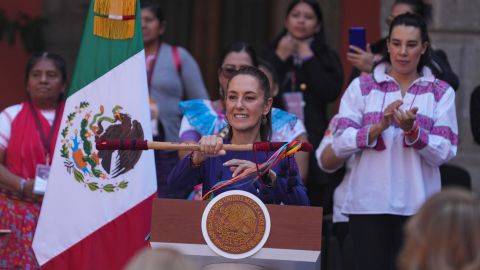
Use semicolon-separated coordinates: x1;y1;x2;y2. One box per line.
167;67;309;205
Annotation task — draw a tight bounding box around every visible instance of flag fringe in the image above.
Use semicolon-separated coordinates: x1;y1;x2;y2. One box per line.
94;16;135;40
94;0;136;16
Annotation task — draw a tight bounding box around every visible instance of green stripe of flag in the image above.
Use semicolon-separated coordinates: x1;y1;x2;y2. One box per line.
67;0;144;97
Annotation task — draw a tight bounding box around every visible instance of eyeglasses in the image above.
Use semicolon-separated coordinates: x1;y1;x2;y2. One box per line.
220;67;237;79
219;65;250;79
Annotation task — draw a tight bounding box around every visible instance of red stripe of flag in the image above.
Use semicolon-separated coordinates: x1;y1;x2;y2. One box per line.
40;194;154;270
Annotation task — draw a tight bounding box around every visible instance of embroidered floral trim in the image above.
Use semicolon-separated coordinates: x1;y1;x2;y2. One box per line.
362;68;449;102
408;80;449;102
337;117;361;130
356;126;370;148
411;128;429;149
359;76;398;96
416;114;435;131
0;193;41;267
362;112;383;125
432;126;458;145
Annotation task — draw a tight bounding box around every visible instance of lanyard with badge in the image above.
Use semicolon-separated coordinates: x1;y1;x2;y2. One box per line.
283;37;313;121
283;63;307;121
282;37;313;121
29;101;61;195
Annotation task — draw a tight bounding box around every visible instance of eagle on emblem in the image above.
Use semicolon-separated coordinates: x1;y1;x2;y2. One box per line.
93;106;144;178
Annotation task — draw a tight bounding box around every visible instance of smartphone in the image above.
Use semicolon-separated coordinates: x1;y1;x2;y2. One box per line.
349;27;366;52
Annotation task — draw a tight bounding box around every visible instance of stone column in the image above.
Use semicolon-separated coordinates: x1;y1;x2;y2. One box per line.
380;0;480;192
429;0;480;192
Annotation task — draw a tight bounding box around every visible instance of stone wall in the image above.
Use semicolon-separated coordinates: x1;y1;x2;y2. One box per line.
431;0;480;192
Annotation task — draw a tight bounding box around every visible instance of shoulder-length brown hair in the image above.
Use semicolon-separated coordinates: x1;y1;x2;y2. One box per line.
398;188;480;270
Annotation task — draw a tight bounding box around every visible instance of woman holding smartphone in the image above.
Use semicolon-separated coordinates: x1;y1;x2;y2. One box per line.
262;0;343;208
347;0;459;90
334;13;458;270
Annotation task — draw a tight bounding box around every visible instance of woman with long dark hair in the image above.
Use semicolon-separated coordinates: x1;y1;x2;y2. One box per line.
347;0;459;90
334;13;458;270
262;0;343;208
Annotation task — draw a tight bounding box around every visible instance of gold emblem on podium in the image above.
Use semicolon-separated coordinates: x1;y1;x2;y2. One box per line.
202;190;271;259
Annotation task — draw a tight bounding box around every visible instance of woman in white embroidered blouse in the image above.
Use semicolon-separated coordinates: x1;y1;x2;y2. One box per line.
333;13;458;270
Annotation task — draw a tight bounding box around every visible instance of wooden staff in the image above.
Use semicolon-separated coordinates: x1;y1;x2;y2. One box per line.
96;139;313;152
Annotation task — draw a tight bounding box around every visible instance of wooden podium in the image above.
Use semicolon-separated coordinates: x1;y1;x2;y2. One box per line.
150;198;323;270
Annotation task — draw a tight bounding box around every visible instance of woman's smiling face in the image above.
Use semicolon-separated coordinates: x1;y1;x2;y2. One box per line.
225;74;271;135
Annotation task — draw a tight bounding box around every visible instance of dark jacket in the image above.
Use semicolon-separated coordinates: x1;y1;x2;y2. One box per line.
262;33;344;148
470;85;480;144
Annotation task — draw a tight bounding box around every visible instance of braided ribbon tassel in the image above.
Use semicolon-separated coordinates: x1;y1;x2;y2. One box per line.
201;140;303;201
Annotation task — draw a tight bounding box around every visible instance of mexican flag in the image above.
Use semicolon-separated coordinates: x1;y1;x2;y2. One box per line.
32;0;156;269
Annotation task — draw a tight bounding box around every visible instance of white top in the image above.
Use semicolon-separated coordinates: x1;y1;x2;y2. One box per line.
315;115;351;223
333;63;458;216
0;103;56;150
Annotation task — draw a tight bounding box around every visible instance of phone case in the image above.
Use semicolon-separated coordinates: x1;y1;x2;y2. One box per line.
349;27;366;51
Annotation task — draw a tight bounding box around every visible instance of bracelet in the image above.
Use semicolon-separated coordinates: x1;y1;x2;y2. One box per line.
404;122;419;136
19;178;27;195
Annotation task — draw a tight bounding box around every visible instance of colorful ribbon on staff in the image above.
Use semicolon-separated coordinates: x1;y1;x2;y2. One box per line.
201;140;302;201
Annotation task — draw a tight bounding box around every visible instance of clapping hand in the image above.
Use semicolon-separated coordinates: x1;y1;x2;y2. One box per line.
380;100;403;131
276;34;298;61
276;34;313;61
368;100;404;145
393;107;418;132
